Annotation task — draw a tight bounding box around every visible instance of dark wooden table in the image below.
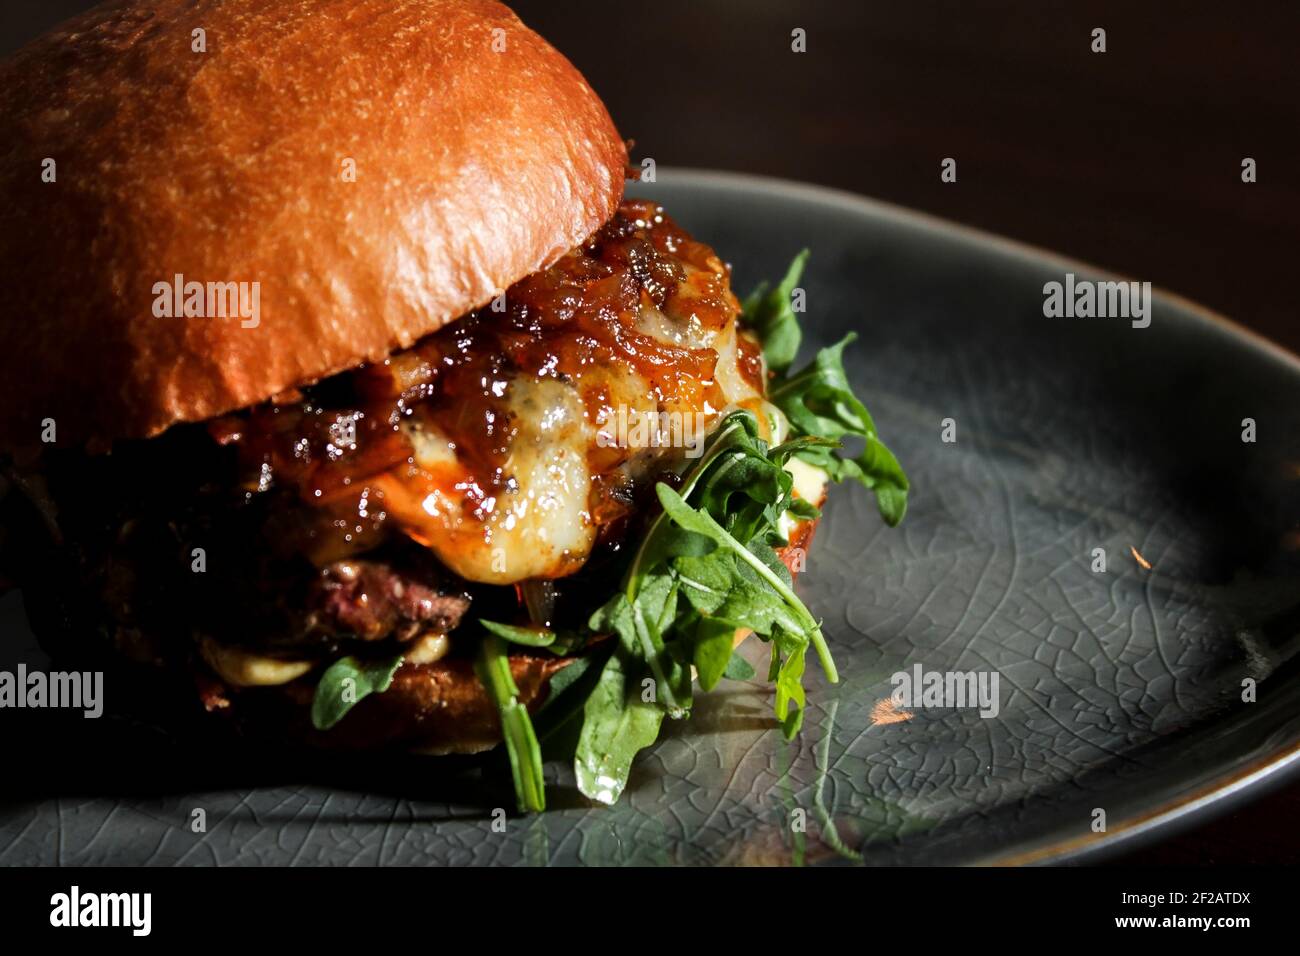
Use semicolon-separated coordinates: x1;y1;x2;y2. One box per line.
4;0;1297;864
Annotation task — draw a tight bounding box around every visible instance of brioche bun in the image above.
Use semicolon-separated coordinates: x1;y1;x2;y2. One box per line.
0;0;626;451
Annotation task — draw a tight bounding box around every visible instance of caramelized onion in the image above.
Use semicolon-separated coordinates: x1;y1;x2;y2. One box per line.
215;201;761;582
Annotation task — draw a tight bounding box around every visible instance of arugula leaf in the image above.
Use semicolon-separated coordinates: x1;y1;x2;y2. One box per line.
723;649;757;681
533;650;605;747
615;413;760;588
769;624;809;738
768;334;909;526
481;619;555;648
574;409;841;805
691;616;738;691
741;248;808;375
538;652;599;709
590;573;692;716
784;496;821;523
744;252;910;527
481;619;588;656
310;654;404;731
574;635;666;806
658;483;836;680
688;433;832;545
475;633;546;813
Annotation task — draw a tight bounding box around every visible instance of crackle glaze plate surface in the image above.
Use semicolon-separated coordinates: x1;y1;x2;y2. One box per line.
4;170;1300;866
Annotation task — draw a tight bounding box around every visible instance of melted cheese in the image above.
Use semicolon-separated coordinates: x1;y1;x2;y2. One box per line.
778;456;830;542
223;202;776;589
405;631;451;664
370;301;768;585
375;377;595;585
199;637;312;687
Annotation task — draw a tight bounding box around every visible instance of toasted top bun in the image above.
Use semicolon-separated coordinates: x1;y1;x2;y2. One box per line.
0;0;626;451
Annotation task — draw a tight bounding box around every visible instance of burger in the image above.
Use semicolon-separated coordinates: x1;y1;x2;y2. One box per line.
0;0;908;810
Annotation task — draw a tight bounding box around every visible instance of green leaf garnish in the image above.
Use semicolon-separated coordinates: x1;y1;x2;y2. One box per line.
768;334;910;526
476;633;546;813
481;619;587;656
745;252;910;527
574;634;667;806
741;248;809;375
574;409;839;804
310;654;404;731
481;619;556;648
722;650;756;681
656;482;836;683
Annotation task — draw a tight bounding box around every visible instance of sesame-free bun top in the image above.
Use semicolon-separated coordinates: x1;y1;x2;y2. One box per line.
0;0;626;450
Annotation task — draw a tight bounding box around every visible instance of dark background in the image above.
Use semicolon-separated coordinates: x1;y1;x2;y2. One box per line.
3;0;1297;865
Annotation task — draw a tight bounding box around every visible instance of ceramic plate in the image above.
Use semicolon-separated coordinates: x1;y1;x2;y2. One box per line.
4;170;1299;865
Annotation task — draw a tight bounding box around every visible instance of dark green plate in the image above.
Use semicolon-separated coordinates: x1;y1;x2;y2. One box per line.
4;170;1299;865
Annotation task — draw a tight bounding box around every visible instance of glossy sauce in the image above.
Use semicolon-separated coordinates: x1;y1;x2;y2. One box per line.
210;201;766;584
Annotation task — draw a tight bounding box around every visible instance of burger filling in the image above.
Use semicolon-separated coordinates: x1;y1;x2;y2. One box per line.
206;199;771;589
0;200;909;810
